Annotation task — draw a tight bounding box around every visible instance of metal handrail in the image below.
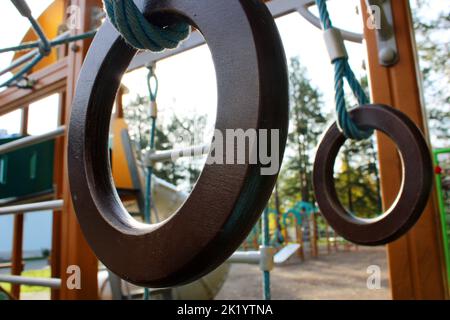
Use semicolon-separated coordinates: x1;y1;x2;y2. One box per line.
0;274;61;288
0;126;65;155
0;199;63;216
146;144;210;164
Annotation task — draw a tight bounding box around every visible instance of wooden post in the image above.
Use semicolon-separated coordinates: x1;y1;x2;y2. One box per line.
10;215;24;299
296;223;305;260
345;241;351;252
116;86;126;119
361;0;449;299
10;107;29;299
326;223;331;254
50;1;70;301
311;214;318;257
253;232;259;250
50;93;67;300
282;225;288;244
59;0;102;300
334;229;338;252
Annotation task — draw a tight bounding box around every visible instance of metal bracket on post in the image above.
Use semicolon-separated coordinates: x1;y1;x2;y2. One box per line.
366;0;399;66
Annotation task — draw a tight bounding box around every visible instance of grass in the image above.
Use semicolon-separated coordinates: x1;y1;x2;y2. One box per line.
0;268;51;294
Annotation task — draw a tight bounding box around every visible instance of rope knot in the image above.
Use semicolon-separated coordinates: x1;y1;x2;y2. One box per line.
38;42;52;57
103;0;190;52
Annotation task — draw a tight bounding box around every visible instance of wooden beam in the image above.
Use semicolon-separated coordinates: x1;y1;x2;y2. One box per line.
10;107;29;299
361;0;449;299
296;224;304;260
10;214;24;299
50;93;67;300
0;58;68;117
326;223;331;254
59;0;101;300
312;214;318;257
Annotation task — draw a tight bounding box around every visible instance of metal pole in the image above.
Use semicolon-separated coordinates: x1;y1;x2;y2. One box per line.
262;207;271;300
0;200;64;216
0;275;61;289
0;126;65;155
147;144;210;164
228;251;261;264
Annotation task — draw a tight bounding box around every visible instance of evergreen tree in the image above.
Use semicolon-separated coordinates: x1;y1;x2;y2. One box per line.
412;0;450;146
124;94;206;189
334;137;382;218
279;57;328;205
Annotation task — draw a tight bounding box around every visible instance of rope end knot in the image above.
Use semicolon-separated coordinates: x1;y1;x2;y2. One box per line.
103;0;190;52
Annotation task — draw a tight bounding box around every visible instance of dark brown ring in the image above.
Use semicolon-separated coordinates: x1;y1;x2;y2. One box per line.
313;104;432;246
68;0;288;287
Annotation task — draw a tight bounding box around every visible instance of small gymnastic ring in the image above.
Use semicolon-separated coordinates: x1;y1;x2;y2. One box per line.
68;0;288;287
313;104;432;246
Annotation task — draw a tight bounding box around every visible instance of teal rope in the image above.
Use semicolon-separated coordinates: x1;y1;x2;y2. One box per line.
28;17;51;56
0;14;96;88
0;53;43;88
10;0;51;55
143;65;158;301
143;66;158;225
0;31;97;54
147;66;159;103
51;30;98;48
315;0;373;140
103;0;190;51
0;29;96;88
262;207;271;300
0;0;49;88
0;42;40;54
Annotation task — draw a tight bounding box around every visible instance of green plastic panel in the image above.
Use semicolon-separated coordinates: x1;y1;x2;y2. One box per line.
433;148;450;290
0;136;55;200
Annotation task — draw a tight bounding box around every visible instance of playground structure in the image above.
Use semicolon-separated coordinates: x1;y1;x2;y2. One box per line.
242;201;357;261
0;0;448;300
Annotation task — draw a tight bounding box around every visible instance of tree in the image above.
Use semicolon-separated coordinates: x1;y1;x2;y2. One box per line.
165;112;207;188
124;94;207;190
278;57;328;206
412;0;450;147
334;137;382;218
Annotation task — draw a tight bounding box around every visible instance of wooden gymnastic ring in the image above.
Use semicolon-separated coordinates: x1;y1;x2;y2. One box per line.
68;0;288;287
313;105;432;246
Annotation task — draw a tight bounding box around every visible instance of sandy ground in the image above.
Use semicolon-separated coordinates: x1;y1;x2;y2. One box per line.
16;246;390;300
216;246;390;300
